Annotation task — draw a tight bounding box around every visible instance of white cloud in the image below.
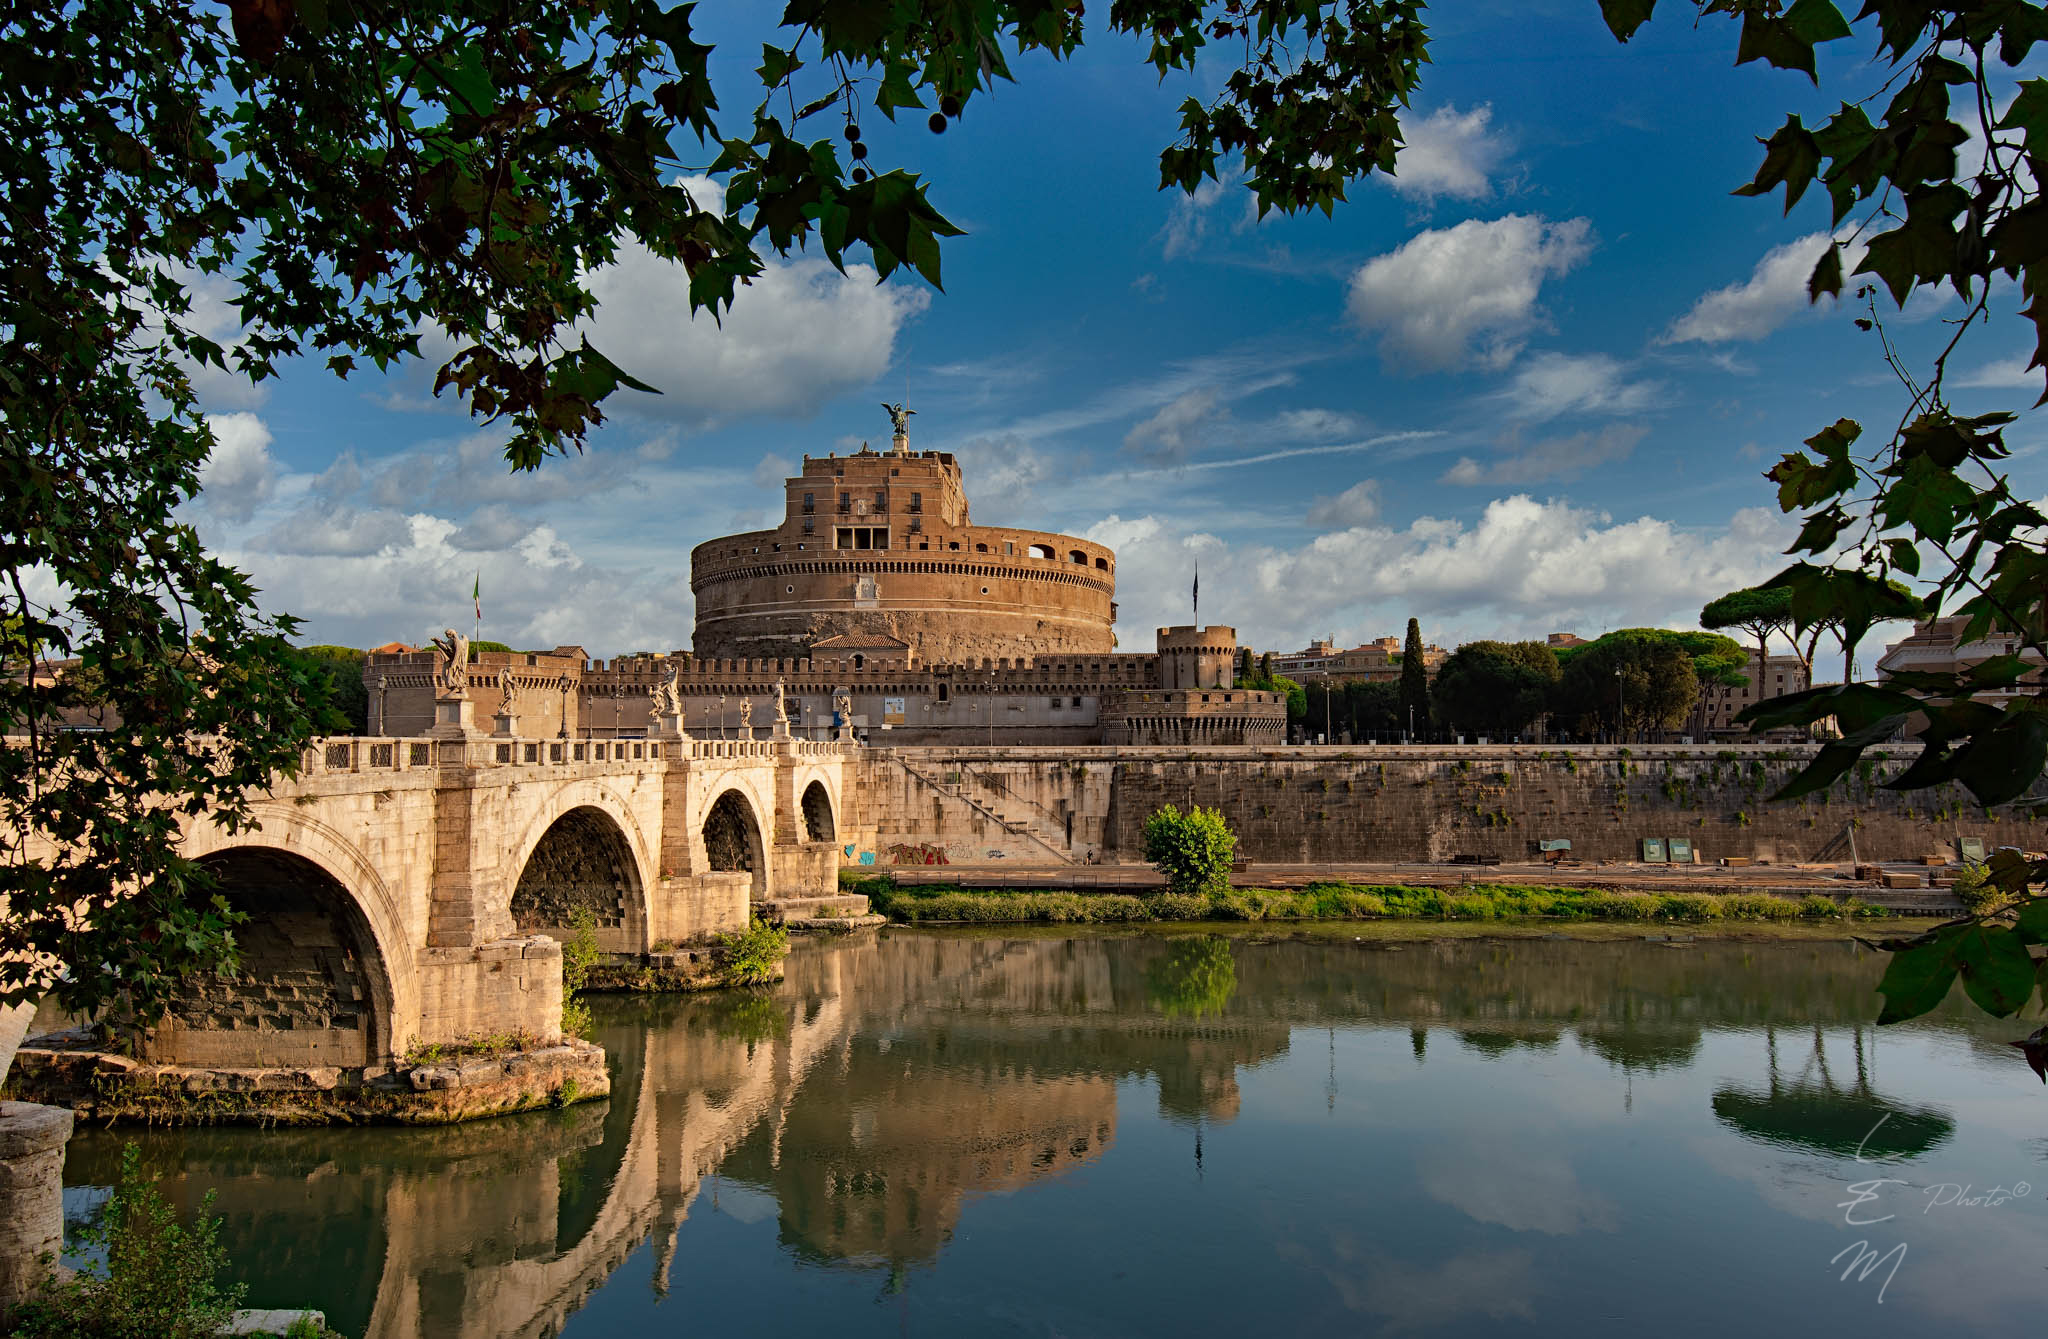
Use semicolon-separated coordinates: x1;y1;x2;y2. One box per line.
1306;480;1382;529
1419;1146;1619;1235
1389;104;1509;202
195;412;279;522
1160;172;1239;259
575;241;927;425
250;504;413;557
1957;352;2042;390
752;453;794;490
1091;497;1791;655
1498;352;1659;420
1123;389;1224;463
1273;408;1364;441
1346;215;1594;371
1440;423;1649;486
1663;232;1861;344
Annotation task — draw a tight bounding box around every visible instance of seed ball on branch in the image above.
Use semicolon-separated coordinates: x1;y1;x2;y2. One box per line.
939;93;961;117
850;141;868;160
851;166;870;183
844;123;861;141
927;111;947;134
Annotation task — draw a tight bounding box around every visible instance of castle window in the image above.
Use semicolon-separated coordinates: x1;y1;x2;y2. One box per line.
803;517;814;534
839;491;850;513
937;682;948;702
786;585;794;593
1004;541;1015;556
1070;549;1087;564
910;492;922;513
949;541;960;550
1050;697;1062;709
975;542;987;553
853;655;864;669
981;586;989;594
802;492;814;512
1027;544;1053;560
1096;557;1108;570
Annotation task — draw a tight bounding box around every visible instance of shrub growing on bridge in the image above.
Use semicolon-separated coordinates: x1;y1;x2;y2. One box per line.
718;918;790;988
1141;805;1237;900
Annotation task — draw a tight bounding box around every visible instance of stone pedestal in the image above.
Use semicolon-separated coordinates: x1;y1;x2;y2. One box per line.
649;713;688;740
430;696;478;738
0;1101;73;1315
491;709;518;738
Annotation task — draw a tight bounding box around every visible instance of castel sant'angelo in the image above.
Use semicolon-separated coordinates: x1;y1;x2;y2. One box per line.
365;408;1285;746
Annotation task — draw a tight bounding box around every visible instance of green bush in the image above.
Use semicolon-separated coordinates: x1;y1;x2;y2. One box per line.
1952;861;2011;914
559;909;601;1040
12;1143;244;1339
1140;804;1237;899
718;917;791;986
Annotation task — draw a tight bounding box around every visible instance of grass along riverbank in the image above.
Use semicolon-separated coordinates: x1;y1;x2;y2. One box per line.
844;875;1899;926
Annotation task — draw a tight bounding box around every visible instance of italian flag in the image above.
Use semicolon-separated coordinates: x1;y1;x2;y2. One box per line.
472;571;482;622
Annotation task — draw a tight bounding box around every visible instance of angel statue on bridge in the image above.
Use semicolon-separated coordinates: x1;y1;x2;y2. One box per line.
881;401;915;440
431;629;470;697
648;661;683;723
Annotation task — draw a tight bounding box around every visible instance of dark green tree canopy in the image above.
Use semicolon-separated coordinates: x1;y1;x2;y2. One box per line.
1432;640;1560;738
1557;630;1704;738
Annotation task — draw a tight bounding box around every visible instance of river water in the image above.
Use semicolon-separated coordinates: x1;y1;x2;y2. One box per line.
59;926;2048;1337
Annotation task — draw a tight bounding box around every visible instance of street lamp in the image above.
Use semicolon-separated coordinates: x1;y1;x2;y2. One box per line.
1614;669;1624;744
718;693;727;740
1407;703;1414;744
557;676;570;739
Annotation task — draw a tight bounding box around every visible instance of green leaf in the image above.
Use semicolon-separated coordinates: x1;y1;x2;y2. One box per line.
1735;116;1821;211
1785;0;1852;45
2012;896;2048;946
1956;924;2038;1017
1808;241;1843;301
1736;13;1821;81
1598;0;1657;41
1876;940;1958;1023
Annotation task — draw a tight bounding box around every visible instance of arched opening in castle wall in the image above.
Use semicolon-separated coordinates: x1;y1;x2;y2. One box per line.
148;849;391;1068
801;780;836;842
511;805;647;954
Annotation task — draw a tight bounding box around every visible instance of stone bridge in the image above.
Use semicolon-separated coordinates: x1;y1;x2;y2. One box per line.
149;734;860;1076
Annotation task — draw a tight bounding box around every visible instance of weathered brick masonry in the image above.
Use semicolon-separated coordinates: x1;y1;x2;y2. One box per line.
869;745;2048;866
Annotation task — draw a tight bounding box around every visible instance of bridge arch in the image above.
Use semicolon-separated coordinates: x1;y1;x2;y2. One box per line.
799;778;836;843
173;810;411;1066
702;786;769;899
506;782;656;955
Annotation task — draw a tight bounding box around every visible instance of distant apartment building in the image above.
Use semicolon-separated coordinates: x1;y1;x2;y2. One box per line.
1546;632;1587;650
1685;650;1810;741
1875;616;2045;708
1272;635;1447;684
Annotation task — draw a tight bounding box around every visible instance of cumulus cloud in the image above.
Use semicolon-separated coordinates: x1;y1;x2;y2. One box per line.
1499;353;1660;421
1389;104;1509;202
1306;480;1382;529
1091;497;1790;654
250;504;414;557
1663;232;1862;343
752;453;794;490
1346;215;1594;371
576;243;927;424
195;412;279;522
1124;389;1225;464
216;512;685;653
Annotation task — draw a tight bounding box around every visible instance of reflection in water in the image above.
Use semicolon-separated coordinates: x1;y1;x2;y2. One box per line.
1144;936;1237;1018
1713;1023;1956;1159
58;930;2037;1338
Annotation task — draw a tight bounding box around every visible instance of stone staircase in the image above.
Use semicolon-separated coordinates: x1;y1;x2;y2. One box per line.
892;757;1074;863
758;893;884;931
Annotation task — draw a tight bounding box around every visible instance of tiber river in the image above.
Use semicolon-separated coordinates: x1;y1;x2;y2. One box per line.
60;926;2048;1337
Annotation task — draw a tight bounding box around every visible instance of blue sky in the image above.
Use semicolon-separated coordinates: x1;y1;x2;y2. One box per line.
179;0;2041;663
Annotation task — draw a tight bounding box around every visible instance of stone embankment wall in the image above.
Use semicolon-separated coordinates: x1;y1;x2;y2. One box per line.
858;746;2048;867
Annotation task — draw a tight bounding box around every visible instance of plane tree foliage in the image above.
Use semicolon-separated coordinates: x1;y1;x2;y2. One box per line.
2;0;2046;1046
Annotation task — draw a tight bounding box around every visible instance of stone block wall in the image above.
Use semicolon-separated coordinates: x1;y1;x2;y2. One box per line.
415;939;563;1047
862;746;2048;867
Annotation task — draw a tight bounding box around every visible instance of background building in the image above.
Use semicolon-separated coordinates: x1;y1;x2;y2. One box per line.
364;419;1283;747
1272;634;1447;684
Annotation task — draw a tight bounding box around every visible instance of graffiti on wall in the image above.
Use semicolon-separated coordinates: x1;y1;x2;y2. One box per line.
887;842;951;866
